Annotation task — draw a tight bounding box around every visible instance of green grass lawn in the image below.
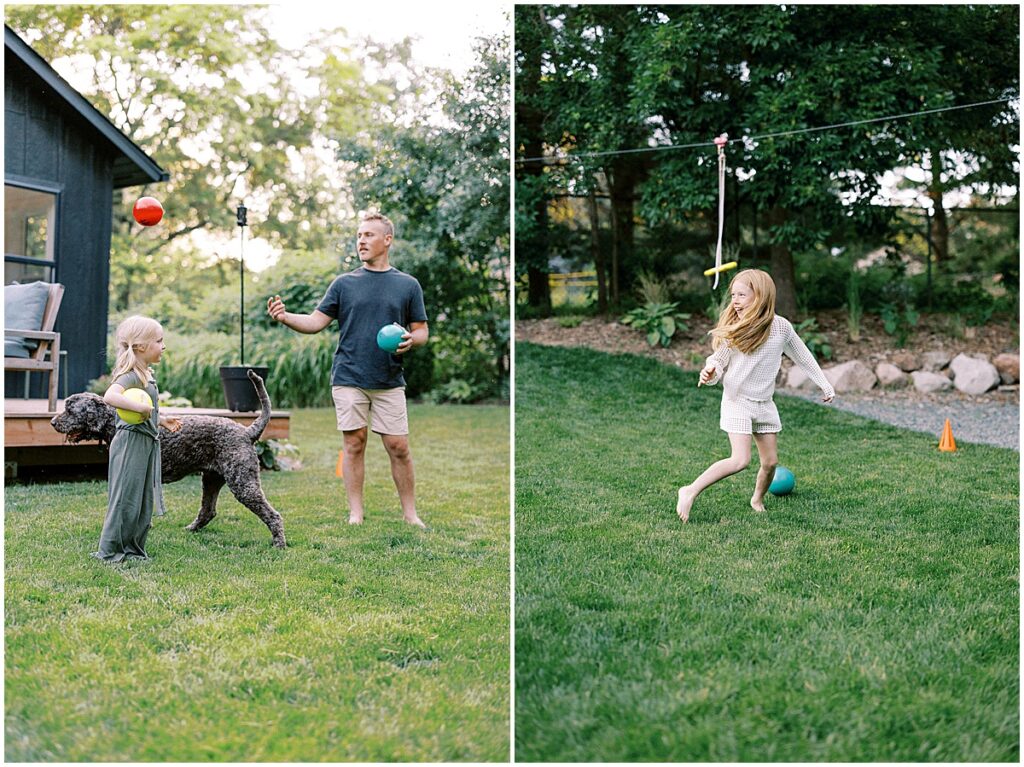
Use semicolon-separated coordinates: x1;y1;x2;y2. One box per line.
5;404;510;762
515;343;1018;762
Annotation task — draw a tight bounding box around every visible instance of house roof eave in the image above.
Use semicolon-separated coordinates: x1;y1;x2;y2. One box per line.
5;25;170;188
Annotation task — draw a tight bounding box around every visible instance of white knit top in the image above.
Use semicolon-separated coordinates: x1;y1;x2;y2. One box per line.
705;315;835;401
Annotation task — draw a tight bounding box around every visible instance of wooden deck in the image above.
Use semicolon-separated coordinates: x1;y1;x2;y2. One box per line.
4;398;290;477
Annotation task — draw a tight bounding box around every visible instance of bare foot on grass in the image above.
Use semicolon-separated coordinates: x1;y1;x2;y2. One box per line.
750;496;766;512
348;513;364;525
404;514;427;529
676;486;695;523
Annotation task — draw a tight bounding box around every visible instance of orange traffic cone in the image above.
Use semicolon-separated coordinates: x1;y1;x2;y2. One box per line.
335;450;344;477
938;419;957;452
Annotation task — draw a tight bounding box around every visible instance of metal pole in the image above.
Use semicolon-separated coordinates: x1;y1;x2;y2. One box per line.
237;204;248;365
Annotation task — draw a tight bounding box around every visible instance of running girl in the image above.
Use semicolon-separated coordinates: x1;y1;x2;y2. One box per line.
676;269;834;522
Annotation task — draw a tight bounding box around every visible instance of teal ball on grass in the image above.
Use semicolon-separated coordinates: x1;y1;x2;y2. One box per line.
376;323;406;353
769;466;795;496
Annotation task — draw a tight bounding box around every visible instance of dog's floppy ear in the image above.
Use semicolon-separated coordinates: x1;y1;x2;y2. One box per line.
91;394;117;444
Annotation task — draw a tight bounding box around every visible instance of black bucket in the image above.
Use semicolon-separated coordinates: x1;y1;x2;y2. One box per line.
219;365;269;412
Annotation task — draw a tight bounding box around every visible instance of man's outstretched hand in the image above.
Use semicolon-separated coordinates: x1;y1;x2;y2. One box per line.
267;295;286;322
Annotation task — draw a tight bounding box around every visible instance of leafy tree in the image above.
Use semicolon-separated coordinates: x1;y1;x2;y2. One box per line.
515;5;658;310
514;5;554;312
4;4;378;309
874;5;1019;265
334;32;511;401
515;4;1019;317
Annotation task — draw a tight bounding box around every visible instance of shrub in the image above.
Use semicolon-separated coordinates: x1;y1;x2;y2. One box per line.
245;250;342;332
794;317;833;361
402;341;435;399
635;271;671;305
880;303;919;348
916;277;998;325
793;249;854;311
427;379;476;404
621;302;691;348
114;243;504;404
254;439;301;471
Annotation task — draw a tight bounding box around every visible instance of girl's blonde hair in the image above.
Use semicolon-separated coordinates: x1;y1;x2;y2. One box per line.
710;269;776;354
111;315;163;383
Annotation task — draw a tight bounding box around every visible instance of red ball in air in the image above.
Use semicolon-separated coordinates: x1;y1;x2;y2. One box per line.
133;196;164;226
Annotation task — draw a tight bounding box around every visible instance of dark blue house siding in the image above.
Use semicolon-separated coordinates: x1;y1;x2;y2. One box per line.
5;50;118;396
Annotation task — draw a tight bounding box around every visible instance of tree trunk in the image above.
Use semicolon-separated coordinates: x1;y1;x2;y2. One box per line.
767;206;798;318
527;263;550;311
927;149;949;263
607;163;637;305
609;197;621;306
587;186;608;314
515;5;551;312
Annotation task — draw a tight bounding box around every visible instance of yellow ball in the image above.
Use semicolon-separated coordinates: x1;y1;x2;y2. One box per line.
117;388;152;424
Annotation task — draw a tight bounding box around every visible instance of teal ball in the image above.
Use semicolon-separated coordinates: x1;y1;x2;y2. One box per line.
376;323;406;353
769;466;795;496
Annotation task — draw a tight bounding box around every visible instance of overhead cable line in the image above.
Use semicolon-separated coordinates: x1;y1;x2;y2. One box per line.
514;96;1019;166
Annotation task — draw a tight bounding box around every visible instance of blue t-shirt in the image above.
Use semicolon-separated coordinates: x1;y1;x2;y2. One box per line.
316;266;428;389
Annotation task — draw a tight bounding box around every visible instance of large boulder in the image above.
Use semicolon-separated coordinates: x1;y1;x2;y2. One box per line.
949;353;1000;395
783;365;817;390
888;351;920;372
993;353;1019;385
911;371;953;393
875;362;909;388
824;360;877;392
921;351;952;372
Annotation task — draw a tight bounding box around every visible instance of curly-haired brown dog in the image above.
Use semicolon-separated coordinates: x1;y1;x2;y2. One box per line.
51;370;285;548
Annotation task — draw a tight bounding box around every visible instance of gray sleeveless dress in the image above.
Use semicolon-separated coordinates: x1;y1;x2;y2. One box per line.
93;371;166;562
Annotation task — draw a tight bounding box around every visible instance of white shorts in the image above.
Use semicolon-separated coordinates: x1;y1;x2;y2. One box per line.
720;395;782;435
331;386;408;435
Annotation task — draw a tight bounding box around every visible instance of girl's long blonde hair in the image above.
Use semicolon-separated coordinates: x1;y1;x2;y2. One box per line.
710;269;776;354
111;315;162;384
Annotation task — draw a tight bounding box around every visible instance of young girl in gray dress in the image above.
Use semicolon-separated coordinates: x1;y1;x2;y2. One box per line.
93;316;180;562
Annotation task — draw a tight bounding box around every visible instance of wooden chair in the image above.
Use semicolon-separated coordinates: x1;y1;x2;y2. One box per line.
5;282;65;413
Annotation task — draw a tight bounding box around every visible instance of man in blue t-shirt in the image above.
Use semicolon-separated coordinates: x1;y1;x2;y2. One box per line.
267;212;429;528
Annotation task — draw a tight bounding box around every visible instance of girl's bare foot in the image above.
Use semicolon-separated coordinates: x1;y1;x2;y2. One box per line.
750;496;766;512
676;486;696;523
404;514;427;529
348;513;364;525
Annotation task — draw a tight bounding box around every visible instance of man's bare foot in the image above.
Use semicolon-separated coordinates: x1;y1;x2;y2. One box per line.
348;513;364;525
676;486;695;523
404;514;427;529
750;497;766;512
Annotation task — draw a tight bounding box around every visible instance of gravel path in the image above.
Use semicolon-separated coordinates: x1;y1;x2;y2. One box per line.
783;388;1020;450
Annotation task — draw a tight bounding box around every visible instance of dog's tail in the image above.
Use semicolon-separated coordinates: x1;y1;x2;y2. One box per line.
243;369;273;443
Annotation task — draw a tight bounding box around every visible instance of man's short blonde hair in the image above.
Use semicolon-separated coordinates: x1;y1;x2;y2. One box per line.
359;211;394;238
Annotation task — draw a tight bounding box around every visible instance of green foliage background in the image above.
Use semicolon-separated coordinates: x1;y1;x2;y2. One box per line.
514;5;1019;317
5;6;509;404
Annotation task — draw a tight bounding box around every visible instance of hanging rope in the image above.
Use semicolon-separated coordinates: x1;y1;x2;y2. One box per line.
710;134;732;288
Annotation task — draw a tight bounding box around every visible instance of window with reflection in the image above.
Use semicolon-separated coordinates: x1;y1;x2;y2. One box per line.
5;184;57;284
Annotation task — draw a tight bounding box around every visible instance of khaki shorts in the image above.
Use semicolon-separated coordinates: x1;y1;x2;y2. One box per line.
332;386;409;435
720;395;782;435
